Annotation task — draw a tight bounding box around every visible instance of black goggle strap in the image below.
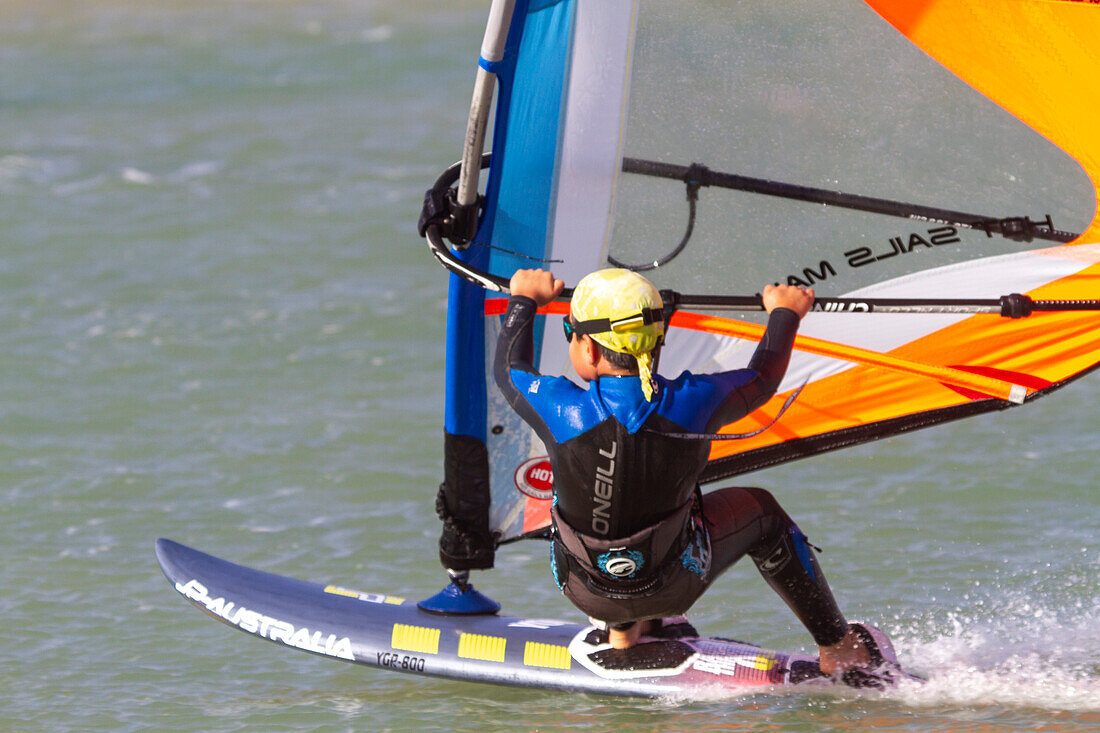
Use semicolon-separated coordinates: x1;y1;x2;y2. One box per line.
570;307;665;336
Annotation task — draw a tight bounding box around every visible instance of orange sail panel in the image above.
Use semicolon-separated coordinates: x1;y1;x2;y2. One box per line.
704;254;1100;478
670;311;1029;404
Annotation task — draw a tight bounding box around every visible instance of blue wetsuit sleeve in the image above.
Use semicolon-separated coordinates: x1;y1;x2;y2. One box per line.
702;307;801;432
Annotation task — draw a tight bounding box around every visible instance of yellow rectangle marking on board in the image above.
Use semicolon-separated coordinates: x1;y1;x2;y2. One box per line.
746;654;778;671
523;641;571;670
384;596;405;605
323;585;359;598
457;633;507;663
391;624;440;655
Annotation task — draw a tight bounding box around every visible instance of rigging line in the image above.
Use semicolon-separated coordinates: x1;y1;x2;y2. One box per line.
621;157;1079;244
466;241;564;264
608;170;702;272
648;380;808;440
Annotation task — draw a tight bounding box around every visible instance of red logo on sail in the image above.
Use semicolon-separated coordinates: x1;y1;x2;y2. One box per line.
515;457;554;500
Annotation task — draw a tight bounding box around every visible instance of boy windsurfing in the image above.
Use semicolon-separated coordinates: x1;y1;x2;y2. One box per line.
495;267;896;678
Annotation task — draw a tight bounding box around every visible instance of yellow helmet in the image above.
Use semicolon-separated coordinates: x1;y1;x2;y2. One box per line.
570;268;665;400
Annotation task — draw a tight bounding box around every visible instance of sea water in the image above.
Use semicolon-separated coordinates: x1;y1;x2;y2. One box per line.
1;1;1097;731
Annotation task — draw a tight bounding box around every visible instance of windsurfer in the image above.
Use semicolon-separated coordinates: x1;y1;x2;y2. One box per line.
494;267;885;675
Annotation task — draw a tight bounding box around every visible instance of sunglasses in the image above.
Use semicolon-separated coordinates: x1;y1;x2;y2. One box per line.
562;318;577;343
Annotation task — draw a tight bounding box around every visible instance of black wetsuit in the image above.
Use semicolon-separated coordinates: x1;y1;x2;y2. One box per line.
494;296;848;646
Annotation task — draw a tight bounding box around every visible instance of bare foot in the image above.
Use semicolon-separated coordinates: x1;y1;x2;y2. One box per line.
818;626;872;675
608;620;656;649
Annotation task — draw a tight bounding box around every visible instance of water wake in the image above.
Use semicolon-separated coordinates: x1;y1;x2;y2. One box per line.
893;595;1100;711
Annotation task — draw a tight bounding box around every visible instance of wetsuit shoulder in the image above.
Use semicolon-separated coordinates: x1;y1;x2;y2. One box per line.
654;307;801;433
493;295;603;444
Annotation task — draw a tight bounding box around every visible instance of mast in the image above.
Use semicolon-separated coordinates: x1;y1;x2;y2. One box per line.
420;0;518;615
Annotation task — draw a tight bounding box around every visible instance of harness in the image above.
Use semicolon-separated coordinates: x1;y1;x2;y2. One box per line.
551;491;703;599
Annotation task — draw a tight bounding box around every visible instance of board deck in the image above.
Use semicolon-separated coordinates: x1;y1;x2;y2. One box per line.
155;538;910;696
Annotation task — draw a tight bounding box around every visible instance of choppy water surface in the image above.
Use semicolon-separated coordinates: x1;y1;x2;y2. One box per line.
1;1;1097;731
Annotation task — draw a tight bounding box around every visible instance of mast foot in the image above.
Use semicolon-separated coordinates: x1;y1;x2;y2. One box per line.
417;569;501;615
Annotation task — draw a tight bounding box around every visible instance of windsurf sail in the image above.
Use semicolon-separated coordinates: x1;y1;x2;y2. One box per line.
420;0;1100;563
